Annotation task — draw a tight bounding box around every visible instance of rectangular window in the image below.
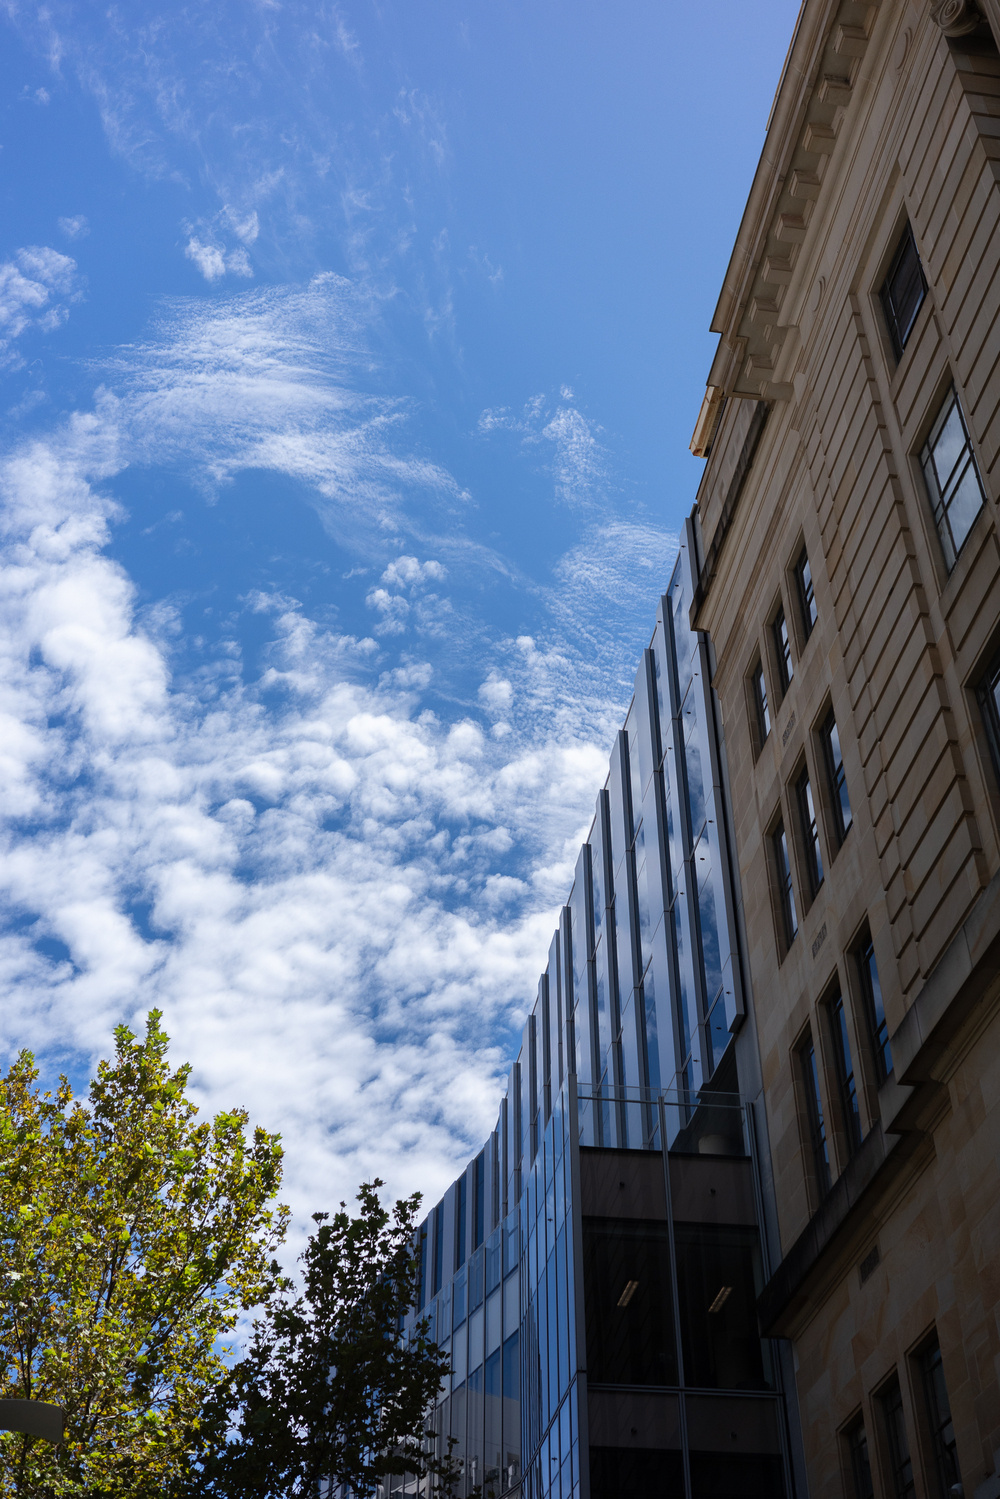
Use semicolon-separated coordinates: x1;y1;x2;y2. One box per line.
752;658;771;750
774;821;798;947
473;1151;485;1250
844;1416;874;1499
433;1201;444;1295
822;709;853;845
879;1376;916;1499
796;547;818;640
798;1033;831;1196
978;648;1000;790
917;1336;960;1498
880;223;927;361
796;767;824;897
857;934;892;1085
582;1217;678;1386
773;607;794;696
455;1173;468;1270
828;986;862;1155
920;385;986;569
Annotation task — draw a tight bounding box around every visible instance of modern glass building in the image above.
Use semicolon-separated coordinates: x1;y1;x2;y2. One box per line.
397;526;804;1499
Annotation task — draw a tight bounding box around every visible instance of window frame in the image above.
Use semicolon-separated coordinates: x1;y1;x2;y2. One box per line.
919;383;987;571
771;817;798;952
879;221;928;364
796;1028;832;1202
914;1334;961;1499
772;604;794;698
748;654;771;756
795;762;824;900
826;981;863;1159
820;706;853;849
841;1412;875;1499
877;1374;916;1499
795;545;818;644
855;930;892;1087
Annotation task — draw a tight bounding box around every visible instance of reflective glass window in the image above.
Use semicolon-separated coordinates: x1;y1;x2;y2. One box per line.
796;546;818;639
918;1337;960;1499
773;821;798;947
920;385;986;568
844;1416;874;1499
752;658;770;751
796;768;823;897
879;1376;915;1499
828;987;862;1155
773;607;794;696
857;933;892;1084
822;710;852;845
798;1033;831;1196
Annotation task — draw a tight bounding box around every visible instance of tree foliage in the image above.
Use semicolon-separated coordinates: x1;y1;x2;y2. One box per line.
0;1012;288;1498
198;1180;458;1499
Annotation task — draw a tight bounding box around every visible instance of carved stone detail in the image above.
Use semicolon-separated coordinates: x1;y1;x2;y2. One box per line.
931;0;984;37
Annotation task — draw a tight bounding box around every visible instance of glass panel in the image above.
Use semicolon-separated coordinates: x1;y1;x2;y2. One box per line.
484;1349;502;1496
797;769;823;895
797;547;817;637
799;1036;831;1195
674;1224;769;1390
921;387;986;569
879;1377;915;1499
830;989;862;1154
823;711;852;843
774;822;797;945
858;935;892;1083
754;660;770;747
582;1217;678;1385
773;608;793;694
919;1338;960;1498
880;224;927;359
845;1418;874;1499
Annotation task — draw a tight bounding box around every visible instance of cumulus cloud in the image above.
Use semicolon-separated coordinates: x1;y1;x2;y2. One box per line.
184;236;254;283
0;247;81;366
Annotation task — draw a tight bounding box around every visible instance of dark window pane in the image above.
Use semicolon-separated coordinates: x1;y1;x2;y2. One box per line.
674;1223;768;1390
879;1377;915;1499
582;1218;678;1385
799;1036;831;1195
589;1446;684;1499
880;224;927;360
845;1417;874;1499
822;710;852;844
688;1451;786;1498
919;1338;960;1498
829;990;863;1154
857;935;892;1084
796;769;824;896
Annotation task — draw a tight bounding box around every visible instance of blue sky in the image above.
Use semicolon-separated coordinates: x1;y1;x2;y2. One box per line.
0;0;800;1221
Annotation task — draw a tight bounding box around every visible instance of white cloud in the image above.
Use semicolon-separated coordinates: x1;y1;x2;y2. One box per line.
0;247;80;366
58;215;90;240
223;207;260;244
184;237;228;282
0;275;677;1248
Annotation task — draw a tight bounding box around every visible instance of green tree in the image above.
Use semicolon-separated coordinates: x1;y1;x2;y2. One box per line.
0;1011;288;1498
198;1180;460;1499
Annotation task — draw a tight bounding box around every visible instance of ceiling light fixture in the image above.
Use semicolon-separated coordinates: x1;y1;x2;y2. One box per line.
617;1280;639;1308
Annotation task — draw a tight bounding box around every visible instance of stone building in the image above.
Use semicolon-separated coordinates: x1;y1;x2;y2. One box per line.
689;0;1000;1495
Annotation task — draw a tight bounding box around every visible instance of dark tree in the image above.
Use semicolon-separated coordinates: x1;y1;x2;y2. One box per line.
198;1181;460;1499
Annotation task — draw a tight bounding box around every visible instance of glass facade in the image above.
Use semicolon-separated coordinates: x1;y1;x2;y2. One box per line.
395;539;794;1499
